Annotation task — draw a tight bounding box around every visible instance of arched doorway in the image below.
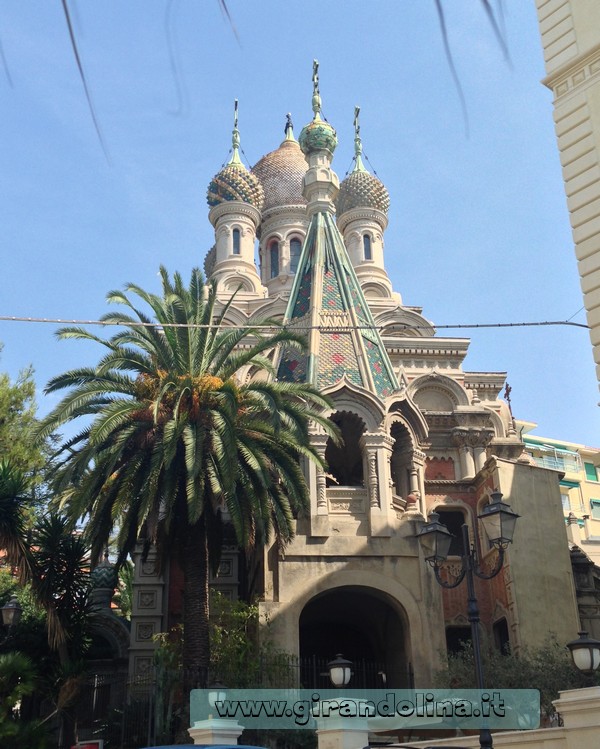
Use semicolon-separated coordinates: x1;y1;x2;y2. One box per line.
299;586;412;689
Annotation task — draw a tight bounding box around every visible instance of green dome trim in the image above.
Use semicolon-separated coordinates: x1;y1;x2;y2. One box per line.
299;59;338;156
299;119;338;155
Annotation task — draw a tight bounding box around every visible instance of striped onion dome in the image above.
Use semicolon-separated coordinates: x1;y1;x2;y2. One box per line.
207;101;265;210
252;116;307;212
336;169;390;217
336;108;389;217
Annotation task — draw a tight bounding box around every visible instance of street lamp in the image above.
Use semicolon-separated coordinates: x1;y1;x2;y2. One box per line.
416;491;519;749
1;594;22;629
208;681;227;709
566;631;600;675
327;654;353;688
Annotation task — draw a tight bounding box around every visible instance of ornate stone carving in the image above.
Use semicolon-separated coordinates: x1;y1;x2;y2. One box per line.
141;560;158;576
138;591;156;609
136;623;155;641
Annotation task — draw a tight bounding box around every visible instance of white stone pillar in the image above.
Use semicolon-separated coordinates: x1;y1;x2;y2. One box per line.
188;718;244;745
310;430;330;537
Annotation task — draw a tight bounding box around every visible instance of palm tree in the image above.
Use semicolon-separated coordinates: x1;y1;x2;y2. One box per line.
0;462;91;748
0;461;34;583
36;266;334;693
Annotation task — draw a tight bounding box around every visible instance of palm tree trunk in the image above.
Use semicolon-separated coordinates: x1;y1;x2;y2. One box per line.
182;515;210;698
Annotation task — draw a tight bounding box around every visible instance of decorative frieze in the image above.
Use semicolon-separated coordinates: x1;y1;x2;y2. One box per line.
543;41;600;100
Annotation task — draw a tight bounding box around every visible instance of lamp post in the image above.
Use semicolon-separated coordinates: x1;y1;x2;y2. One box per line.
327;653;353;688
566;631;600;676
416;491;519;749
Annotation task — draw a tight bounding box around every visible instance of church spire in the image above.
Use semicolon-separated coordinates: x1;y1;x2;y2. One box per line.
352;106;367;173
228;98;243;166
277;65;399;398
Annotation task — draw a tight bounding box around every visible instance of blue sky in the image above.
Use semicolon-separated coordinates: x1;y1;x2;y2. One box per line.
0;1;598;447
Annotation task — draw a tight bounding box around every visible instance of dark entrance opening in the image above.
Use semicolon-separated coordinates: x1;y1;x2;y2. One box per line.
299;586;411;689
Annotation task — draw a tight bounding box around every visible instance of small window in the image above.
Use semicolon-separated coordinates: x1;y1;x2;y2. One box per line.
363;234;372;261
561;493;570;512
584;463;598;482
269;241;279;278
591;499;600;520
232;228;241;255
290;238;302;274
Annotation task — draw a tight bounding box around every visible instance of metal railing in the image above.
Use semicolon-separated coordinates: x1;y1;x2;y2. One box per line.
64;655;415;748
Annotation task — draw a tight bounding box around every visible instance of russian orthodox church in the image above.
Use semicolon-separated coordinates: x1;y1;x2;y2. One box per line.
125;66;580;688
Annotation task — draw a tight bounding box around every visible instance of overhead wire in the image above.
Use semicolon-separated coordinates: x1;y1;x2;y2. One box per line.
0;316;590;332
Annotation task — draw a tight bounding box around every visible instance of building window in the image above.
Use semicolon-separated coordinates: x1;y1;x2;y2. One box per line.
436;509;466;557
363;234;372;261
591;499;600;520
585;462;599;482
269;241;279;278
290;238;302;274
445;626;471;655
232;228;241;255
561;493;570;512
324;412;365;487
493;618;510;654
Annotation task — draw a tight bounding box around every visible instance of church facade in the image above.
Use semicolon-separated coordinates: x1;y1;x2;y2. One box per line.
127;71;580;687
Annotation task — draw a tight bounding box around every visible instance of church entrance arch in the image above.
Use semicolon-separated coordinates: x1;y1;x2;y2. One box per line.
299;586;411;689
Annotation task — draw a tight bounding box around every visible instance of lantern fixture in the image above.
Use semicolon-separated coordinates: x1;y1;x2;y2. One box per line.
416;512;453;567
478;491;519;550
1;595;22;629
566;631;600;675
327;654;352;688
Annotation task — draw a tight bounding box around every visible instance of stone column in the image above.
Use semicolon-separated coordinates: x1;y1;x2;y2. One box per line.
362;431;393;536
367;450;379;508
470;428;494;473
280;238;290;275
453;429;475;480
310;430;330;537
412;448;427;516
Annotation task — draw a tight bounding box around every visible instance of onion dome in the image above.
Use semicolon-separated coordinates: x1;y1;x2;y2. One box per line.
298;60;338;156
90;551;117;591
207;100;265;210
336;106;390;217
252;115;308;211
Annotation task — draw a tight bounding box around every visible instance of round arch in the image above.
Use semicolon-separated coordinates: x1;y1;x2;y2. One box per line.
408;373;470;410
322;378;386;432
275;567;434;687
299;585;411;688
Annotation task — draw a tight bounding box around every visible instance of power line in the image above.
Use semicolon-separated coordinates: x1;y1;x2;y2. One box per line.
0;315;590;332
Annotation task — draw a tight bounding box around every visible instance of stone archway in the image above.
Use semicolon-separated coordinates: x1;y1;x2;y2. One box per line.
299;585;411;689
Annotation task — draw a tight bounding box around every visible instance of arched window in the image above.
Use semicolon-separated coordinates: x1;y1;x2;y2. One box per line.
232;228;241;255
325;412;365;487
363;234;372;261
269;240;279;278
290;237;302;274
436;508;467;556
